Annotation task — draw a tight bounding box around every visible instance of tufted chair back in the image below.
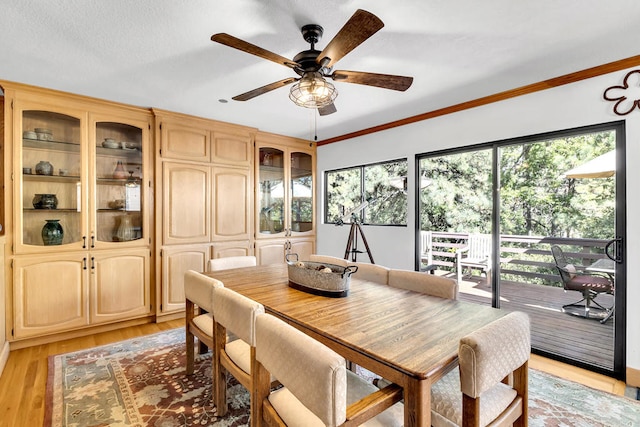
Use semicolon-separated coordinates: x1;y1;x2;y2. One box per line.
431;311;530;427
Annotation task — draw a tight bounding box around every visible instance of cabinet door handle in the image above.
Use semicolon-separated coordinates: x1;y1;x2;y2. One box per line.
82;236;87;249
91;257;95;270
91;236;95;248
83;257;87;270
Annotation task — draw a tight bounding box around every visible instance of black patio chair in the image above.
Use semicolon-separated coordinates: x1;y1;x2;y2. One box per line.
550;245;614;323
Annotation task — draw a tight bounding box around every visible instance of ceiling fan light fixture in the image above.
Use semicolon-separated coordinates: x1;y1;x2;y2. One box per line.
289;72;337;109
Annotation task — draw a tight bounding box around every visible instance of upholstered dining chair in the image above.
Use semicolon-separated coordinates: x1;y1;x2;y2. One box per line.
207;255;256;272
184;270;224;377
430;311;530;427
254;313;404;427
550;245;614;322
309;253;348;267
212;286;265;422
388;268;458;300
352;261;390;284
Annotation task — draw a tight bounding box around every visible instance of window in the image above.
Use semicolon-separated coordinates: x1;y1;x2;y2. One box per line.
325;158;407;225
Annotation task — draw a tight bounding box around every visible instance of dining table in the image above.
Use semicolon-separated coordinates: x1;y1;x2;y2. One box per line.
204;263;507;426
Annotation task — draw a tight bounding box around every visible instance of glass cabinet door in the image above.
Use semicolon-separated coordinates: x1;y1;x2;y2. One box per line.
94;122;144;244
258;147;285;235
21;110;83;248
290;151;313;233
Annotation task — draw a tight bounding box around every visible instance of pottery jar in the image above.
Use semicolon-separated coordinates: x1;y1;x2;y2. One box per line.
35;160;54;175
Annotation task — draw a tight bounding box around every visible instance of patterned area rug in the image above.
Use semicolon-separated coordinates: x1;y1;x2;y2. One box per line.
45;328;640;427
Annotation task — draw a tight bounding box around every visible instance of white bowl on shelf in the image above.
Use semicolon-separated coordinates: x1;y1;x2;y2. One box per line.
23;130;38;139
102;139;119;149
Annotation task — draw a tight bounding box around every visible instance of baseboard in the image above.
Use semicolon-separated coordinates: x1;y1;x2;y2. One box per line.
0;340;10;378
627;367;640;388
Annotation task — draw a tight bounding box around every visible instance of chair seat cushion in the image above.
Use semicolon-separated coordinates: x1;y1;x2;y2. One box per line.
225;339;251;374
566;275;612;292
431;369;517;427
192;313;213;337
267;371;403;427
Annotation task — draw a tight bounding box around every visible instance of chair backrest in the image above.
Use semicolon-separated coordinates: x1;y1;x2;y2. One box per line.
212;287;264;346
466;234;492;260
352;262;390;284
207;255;256;272
184;270;223;312
388;269;458;300
458;311;530;399
420;230;433;264
308;254;348;267
550;245;575;285
256;313;348;426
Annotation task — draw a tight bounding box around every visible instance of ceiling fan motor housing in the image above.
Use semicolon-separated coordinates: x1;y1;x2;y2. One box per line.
294;24;331;76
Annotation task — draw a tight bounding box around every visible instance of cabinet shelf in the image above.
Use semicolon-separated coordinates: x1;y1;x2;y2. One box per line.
96;146;142;157
23;173;80;182
23;208;79;212
23;138;80;152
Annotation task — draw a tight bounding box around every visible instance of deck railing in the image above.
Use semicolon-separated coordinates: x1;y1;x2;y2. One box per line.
425;232;612;286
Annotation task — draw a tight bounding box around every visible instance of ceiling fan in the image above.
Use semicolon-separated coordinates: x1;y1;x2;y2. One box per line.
211;9;413;116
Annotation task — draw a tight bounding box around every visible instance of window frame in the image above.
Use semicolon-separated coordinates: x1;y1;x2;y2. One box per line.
324;157;408;226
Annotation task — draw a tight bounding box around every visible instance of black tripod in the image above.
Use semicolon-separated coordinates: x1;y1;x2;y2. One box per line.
343;220;374;263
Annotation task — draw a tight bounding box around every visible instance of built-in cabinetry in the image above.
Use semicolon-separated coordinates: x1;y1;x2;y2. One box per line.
2;82;153;341
153;110;255;318
255;132;315;265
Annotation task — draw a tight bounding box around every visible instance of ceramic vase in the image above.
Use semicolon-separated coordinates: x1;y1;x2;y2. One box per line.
116;215;135;241
35;160;54;176
42;219;63;245
32;193;58;209
113;160;127;179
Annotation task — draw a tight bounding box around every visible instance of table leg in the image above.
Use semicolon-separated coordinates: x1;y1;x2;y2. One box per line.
404;377;430;426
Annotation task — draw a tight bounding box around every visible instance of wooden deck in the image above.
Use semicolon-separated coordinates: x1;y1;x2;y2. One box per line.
439;272;615;370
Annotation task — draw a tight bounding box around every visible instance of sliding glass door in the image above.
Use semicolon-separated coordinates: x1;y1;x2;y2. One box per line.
416;121;626;378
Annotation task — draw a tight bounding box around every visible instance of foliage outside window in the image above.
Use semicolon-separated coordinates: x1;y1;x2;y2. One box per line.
325;159;408;225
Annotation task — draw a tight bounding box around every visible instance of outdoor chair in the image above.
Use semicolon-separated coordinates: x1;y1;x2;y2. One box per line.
184;270;223;379
456;233;492;285
550;245;614;322
420;230;437;274
431;311;530;427
207;255;256;272
254;313;404;426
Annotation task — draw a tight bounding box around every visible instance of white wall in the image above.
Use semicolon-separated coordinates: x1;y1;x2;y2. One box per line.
316;66;640;376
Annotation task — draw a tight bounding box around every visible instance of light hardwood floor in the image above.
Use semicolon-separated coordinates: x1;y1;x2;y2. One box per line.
0;319;629;426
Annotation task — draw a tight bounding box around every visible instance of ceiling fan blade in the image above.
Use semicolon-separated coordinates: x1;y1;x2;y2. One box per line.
316;9;384;68
211;33;299;69
318;103;337;116
232;78;298;101
331;70;413;91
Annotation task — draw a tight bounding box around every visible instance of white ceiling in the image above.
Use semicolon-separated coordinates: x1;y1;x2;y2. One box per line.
2;0;640;141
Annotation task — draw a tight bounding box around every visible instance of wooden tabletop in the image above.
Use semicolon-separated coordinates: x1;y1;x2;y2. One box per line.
205;263;506;381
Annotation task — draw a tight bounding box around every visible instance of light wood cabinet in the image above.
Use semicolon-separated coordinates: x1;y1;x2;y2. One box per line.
2;82;153;342
13;254;88;338
255;132;316;265
90;249;150;324
162;162;211;245
160;244;209;314
212;166;251;241
153;110;256;315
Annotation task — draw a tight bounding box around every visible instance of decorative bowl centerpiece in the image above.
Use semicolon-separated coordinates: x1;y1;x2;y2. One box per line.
286;253;358;298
